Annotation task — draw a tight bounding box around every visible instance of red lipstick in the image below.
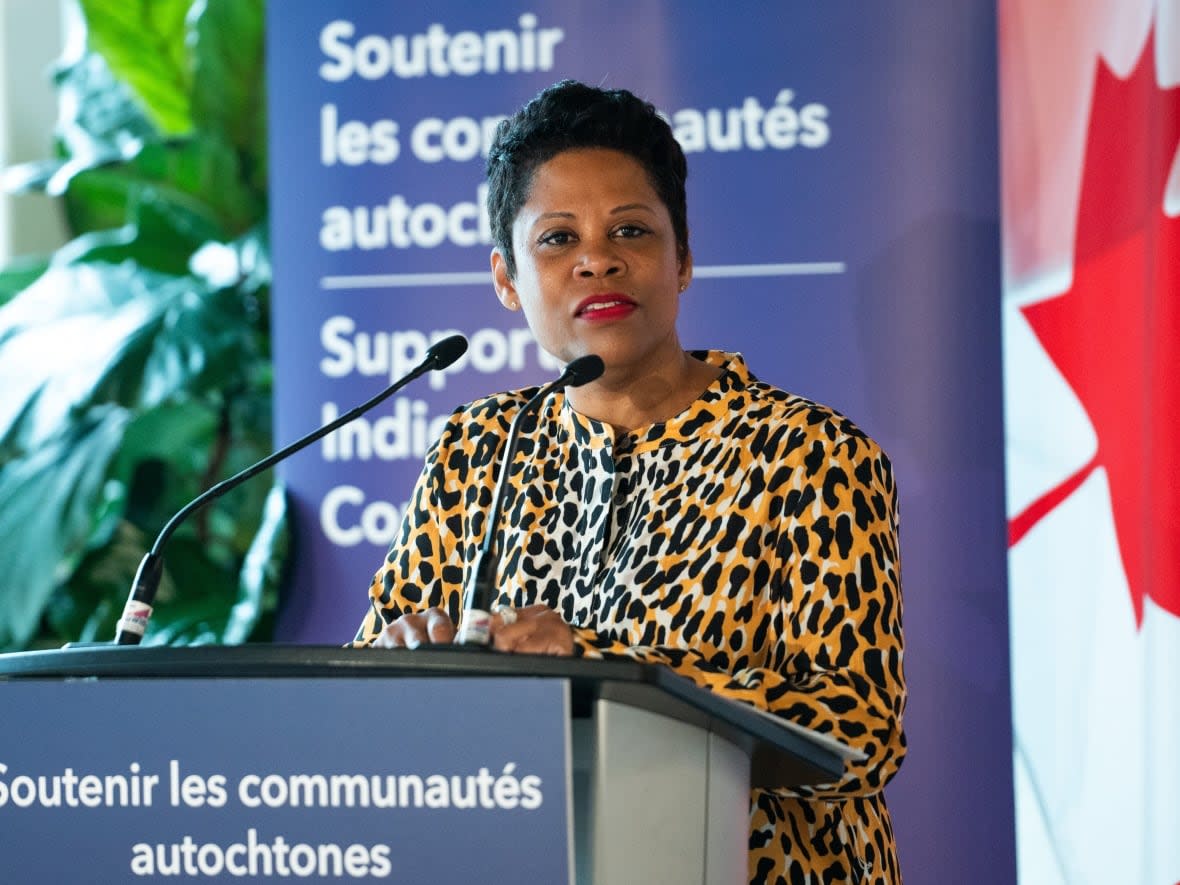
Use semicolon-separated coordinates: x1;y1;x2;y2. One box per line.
575;293;637;320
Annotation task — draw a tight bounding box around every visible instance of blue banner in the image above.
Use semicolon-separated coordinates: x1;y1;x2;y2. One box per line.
266;3;1010;881
0;678;571;882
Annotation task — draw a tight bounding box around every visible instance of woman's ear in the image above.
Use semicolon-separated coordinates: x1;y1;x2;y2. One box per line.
491;249;520;310
678;247;693;293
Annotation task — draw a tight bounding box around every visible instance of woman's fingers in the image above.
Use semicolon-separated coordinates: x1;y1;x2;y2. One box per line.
425;607;456;644
372;604;569;654
492;605;574;656
372;607;454;648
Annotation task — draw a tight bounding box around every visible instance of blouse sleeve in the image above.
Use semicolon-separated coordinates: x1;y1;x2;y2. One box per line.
350;429;464;647
570;432;905;801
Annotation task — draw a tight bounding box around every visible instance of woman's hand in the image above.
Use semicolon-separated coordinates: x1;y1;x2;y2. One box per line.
491;604;575;656
372;606;456;648
371;603;573;655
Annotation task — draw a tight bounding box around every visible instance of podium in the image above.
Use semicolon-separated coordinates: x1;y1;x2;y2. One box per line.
0;645;852;884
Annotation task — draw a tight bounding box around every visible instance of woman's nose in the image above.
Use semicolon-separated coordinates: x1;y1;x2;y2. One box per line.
575;239;624;278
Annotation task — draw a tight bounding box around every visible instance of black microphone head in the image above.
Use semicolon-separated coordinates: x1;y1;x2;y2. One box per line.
563;354;604;388
426;334;468;370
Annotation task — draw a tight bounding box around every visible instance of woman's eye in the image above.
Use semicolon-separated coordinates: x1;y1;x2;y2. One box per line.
538;231;573;246
614;224;648;239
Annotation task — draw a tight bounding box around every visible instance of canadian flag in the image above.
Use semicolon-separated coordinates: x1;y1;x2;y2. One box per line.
1000;1;1180;883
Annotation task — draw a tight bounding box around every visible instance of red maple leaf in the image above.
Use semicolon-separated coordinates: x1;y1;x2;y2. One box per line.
1009;31;1180;626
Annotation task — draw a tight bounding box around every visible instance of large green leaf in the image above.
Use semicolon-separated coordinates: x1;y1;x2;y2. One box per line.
0;263;199;450
1;159;63;196
145;483;288;646
53;224;194;278
0;255;50;307
45;412;282;648
142;282;267;403
62;137;262;241
113;401;220;507
0;261;260;453
46;518;150;644
0;263;162;450
0;405;130;650
106;400;222;547
93;483;286;647
78;0;194;135
51;50;157;174
108;381;273;568
190;0;267;188
225;484;288;643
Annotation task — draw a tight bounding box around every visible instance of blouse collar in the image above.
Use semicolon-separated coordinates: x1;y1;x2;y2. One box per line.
549;351;754;452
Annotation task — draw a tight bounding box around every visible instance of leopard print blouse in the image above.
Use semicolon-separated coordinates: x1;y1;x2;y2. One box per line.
355;350;906;884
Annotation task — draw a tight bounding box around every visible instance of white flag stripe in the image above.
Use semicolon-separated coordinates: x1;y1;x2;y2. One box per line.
1009;471;1147;883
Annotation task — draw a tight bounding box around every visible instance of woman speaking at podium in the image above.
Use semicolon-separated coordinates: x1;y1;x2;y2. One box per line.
353;80;906;884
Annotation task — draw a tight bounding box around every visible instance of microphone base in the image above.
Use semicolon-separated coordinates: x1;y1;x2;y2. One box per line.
455;607;493;647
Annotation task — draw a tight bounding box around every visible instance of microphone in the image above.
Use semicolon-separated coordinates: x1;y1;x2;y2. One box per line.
456;353;605;646
112;334;469;645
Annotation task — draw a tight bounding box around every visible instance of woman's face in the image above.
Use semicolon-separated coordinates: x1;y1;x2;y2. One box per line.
491;148;692;379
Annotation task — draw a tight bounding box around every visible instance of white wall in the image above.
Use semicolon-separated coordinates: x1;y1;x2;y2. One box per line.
0;0;69;264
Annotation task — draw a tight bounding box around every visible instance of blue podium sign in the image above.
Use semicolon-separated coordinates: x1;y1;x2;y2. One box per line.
0;678;571;883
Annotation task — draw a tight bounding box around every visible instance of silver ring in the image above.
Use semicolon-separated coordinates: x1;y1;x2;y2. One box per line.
492;604;518;626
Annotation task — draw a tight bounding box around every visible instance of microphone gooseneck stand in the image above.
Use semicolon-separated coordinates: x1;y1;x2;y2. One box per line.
456;354;604;647
112;335;470;645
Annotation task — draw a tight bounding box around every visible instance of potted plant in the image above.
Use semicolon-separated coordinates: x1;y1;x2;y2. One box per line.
0;0;286;651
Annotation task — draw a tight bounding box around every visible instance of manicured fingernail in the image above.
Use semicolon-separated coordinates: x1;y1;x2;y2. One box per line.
406;638;420;649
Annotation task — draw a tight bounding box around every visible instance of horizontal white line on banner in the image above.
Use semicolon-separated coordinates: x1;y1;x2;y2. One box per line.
319;261;845;290
321;271;492;289
693;262;845;278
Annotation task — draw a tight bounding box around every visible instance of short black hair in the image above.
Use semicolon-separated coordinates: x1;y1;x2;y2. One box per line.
486;80;689;279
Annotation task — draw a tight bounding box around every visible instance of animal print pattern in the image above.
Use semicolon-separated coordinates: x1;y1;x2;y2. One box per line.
354;351;906;884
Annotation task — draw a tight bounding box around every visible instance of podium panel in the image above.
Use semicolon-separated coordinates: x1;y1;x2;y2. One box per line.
0;645;851;884
582;701;749;883
0;677;572;883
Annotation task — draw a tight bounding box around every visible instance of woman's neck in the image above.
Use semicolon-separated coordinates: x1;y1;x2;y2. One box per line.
564;350;722;436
